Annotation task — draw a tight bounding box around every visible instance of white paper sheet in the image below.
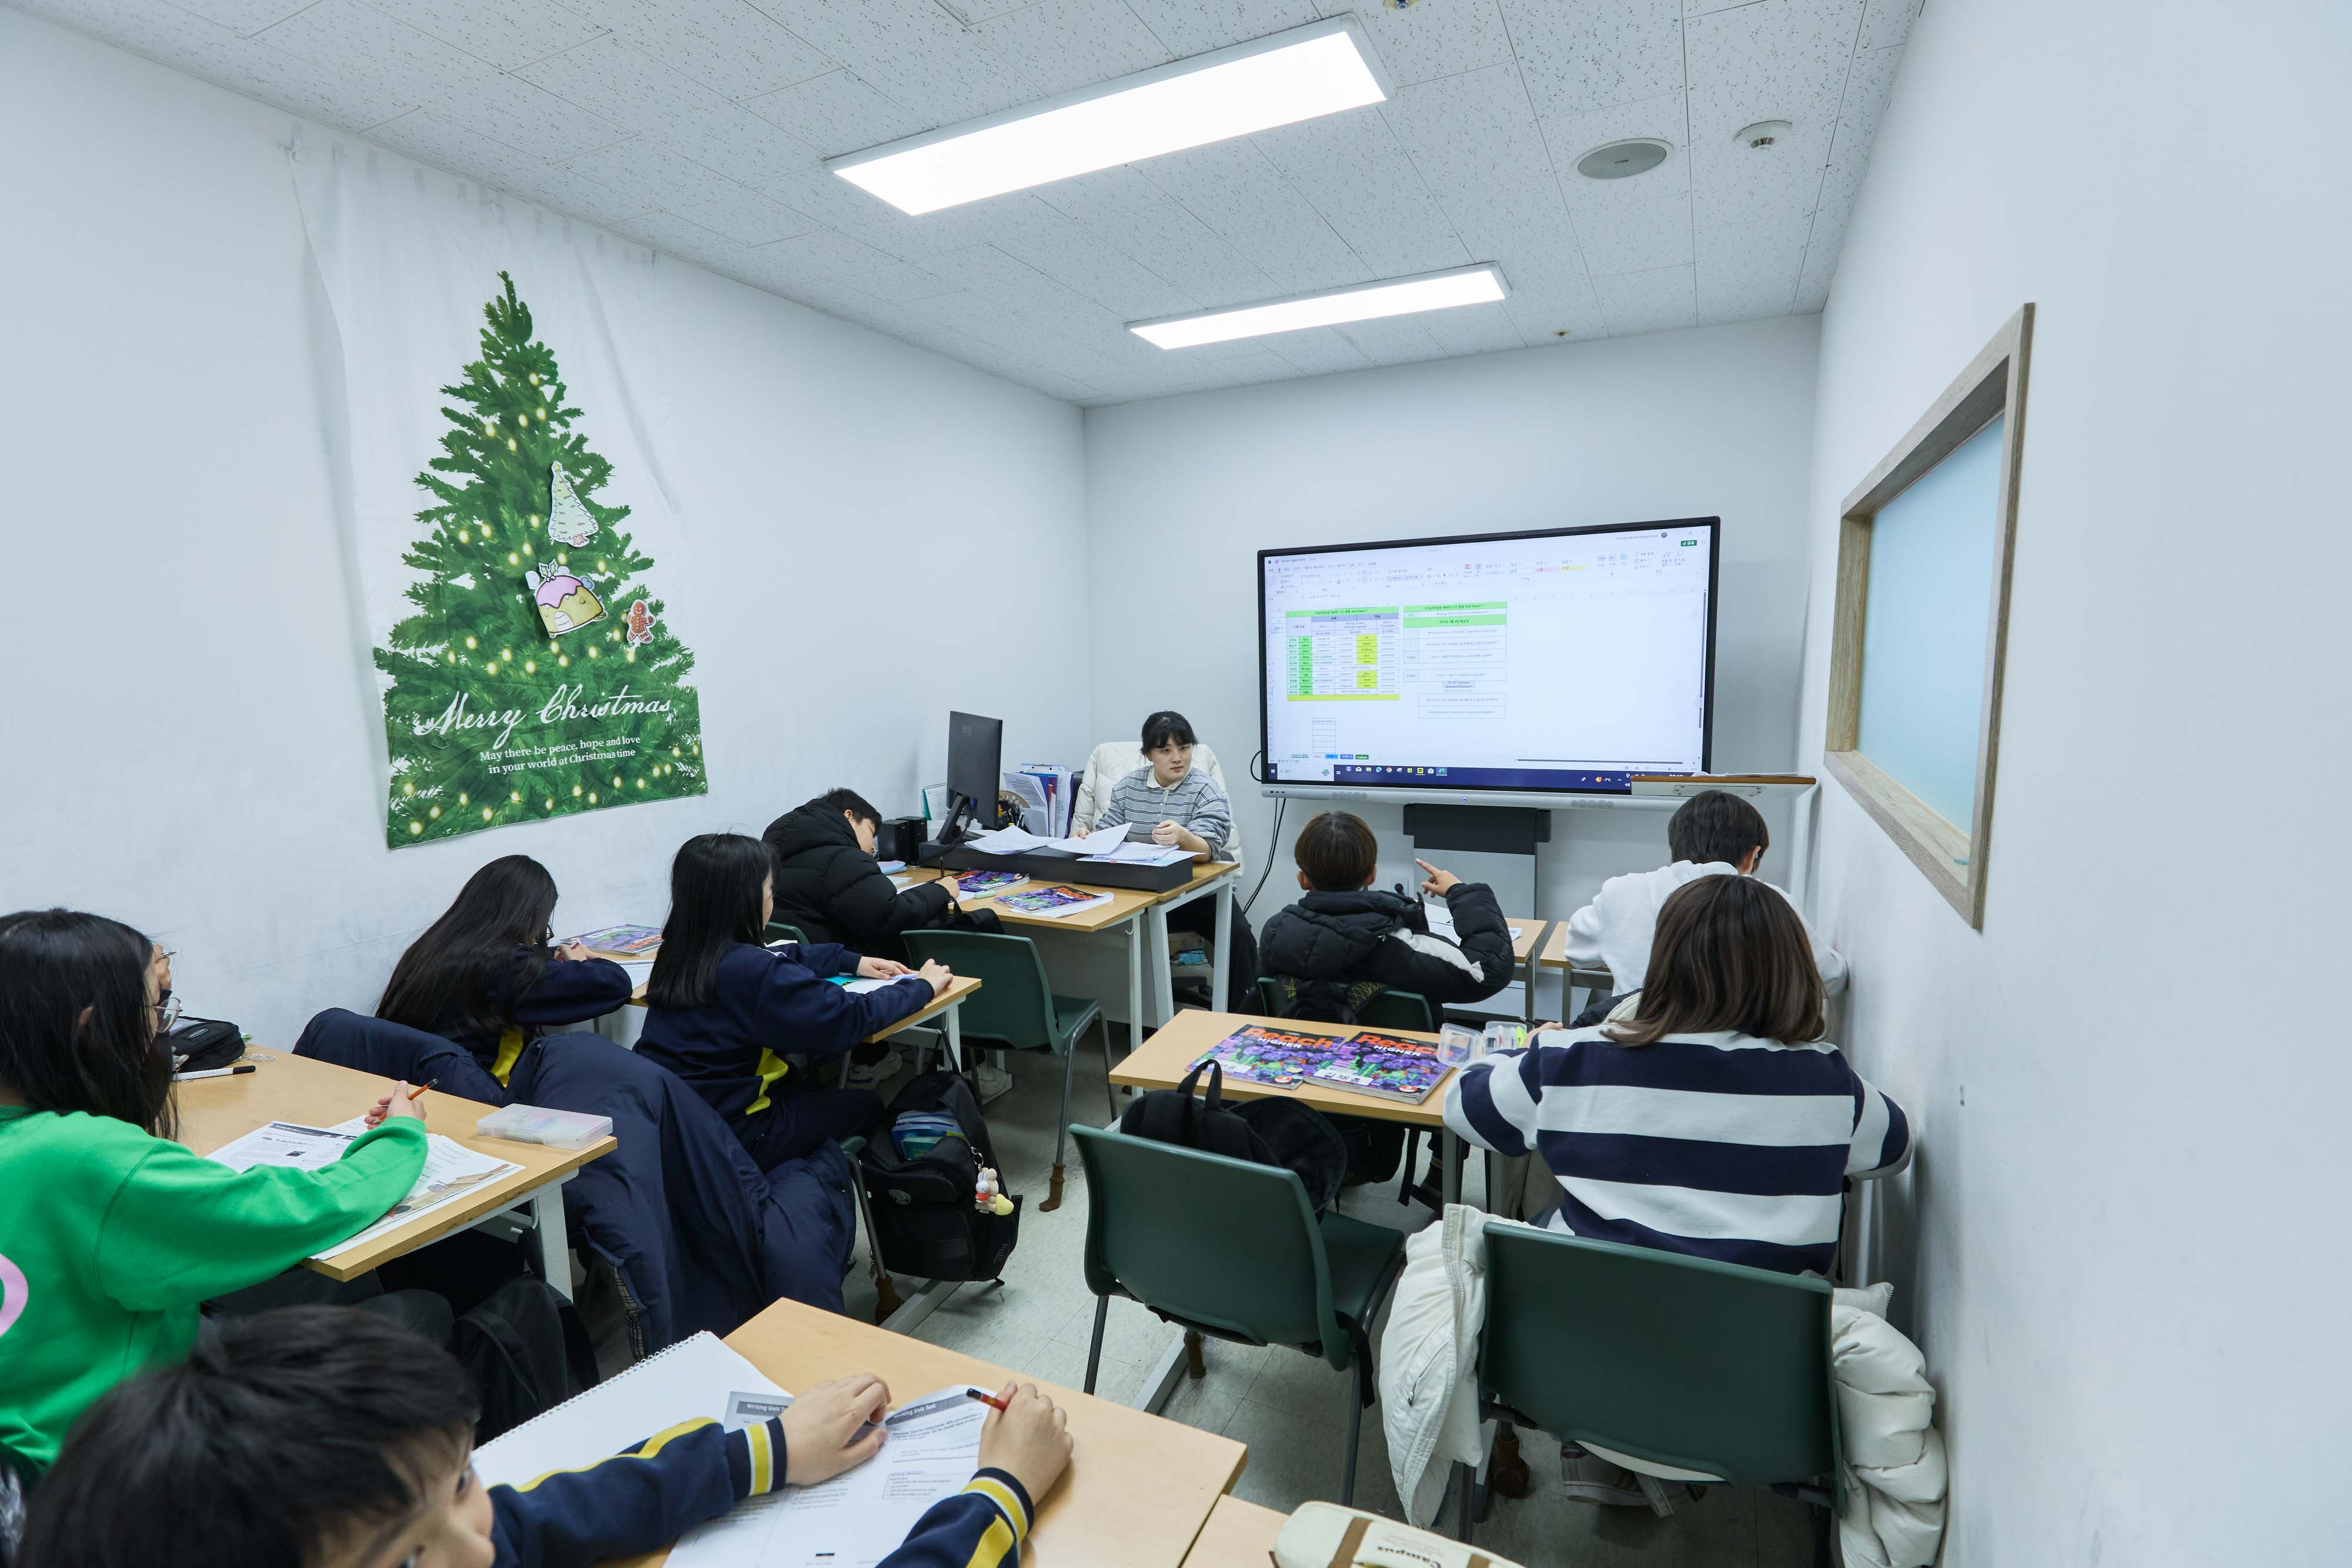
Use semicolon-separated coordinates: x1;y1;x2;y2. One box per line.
961;824;1127;857
670;1386;988;1568
1423;904;1522;946
1080;842;1192;865
318;1119;520;1259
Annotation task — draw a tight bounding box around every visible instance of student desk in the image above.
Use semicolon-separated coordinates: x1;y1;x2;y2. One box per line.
907;860;1242;1036
1181;1496;1287;1566
1534;921;1613;1022
1107;1011;1471;1208
609;1296;1248;1568
1503;915;1548;1026
625;972;983;1071
175;1051;614;1296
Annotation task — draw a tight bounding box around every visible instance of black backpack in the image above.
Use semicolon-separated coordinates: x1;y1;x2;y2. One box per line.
1118;1059;1347;1211
857;1071;1023;1283
450;1276;601;1443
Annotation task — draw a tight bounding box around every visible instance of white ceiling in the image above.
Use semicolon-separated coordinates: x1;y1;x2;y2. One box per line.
15;0;1917;405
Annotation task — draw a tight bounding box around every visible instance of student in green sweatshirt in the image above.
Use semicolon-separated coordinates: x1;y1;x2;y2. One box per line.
0;910;429;1499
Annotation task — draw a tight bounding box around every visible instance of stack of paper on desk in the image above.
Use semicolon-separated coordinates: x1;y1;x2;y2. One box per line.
206;1118;523;1261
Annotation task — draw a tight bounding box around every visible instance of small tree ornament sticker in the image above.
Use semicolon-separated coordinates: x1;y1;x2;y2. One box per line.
377;272;706;846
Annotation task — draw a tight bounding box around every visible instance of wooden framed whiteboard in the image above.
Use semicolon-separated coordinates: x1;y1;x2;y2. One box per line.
1825;304;2033;929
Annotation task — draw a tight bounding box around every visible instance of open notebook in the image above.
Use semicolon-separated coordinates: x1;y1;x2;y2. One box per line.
473;1331;987;1568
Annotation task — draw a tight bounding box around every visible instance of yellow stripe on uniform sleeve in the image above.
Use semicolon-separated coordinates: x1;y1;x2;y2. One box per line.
964;1476;1030;1544
958;1514;1018;1568
509;1417;718;1493
746;1418;774;1495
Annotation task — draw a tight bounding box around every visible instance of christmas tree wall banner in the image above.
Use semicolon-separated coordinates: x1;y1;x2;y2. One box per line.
376;274;706;845
292;136;712;849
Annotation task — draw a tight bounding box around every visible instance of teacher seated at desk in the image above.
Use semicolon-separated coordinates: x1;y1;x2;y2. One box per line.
1076;709;1258;993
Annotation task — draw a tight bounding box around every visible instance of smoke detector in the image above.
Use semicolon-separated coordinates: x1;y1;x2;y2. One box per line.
1575;139;1670;180
1734;119;1793;149
1381;0;1420;8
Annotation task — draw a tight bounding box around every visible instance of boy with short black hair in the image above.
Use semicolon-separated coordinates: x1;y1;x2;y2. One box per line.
1257;810;1515;1009
1561;788;1846;995
21;1306;1071;1568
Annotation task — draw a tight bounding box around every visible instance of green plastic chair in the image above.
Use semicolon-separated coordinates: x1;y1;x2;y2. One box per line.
1070;1125;1407;1506
763;920;810;946
1252;979;1449;1206
1459;1221;1842;1549
901;930;1109;1214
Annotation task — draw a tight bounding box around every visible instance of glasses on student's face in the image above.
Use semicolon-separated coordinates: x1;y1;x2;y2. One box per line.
153;994;183;1034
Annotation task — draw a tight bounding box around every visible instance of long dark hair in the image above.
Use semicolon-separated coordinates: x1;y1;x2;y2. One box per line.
0;908;175;1138
646;834;770;1010
376;856;559;1042
1608;876;1826;1047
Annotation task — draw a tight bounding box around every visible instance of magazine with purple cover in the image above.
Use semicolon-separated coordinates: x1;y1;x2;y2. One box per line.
1307;1029;1447;1105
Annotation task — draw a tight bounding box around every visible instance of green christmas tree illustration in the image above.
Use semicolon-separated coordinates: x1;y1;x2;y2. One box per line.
379;272;706;847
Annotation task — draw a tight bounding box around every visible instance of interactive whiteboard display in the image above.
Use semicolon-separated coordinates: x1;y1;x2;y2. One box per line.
1259;520;1718;797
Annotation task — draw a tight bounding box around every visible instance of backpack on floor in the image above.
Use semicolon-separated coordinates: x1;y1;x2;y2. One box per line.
452;1277;601;1443
1119;1059;1347;1212
857;1071;1023;1283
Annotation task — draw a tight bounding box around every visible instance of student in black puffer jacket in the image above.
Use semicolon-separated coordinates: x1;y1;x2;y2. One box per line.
1258;810;1515;1009
764;788;956;962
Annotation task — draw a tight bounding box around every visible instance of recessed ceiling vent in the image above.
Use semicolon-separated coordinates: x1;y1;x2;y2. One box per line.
1575;139;1670;180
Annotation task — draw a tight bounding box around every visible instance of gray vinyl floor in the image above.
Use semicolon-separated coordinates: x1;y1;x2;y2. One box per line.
835;1019;1824;1568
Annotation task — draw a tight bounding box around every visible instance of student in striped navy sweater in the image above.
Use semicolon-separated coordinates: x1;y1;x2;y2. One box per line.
1445;874;1909;1278
22;1306;1069;1568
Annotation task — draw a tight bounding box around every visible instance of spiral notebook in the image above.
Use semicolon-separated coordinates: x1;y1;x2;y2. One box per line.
472;1330;778;1491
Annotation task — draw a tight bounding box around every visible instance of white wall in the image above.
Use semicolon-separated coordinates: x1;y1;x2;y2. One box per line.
0;11;1088;1045
1793;0;2351;1561
1082;317;1822;959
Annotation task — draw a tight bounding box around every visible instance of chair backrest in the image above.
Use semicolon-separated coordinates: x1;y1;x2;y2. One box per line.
901;930;1056;1049
764;920;809;946
1253;977;1433;1032
1070;1125;1345;1363
1478;1222;1838;1490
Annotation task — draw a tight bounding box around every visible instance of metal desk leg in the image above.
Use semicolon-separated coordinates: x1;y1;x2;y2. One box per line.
1441;1129;1460;1209
1210;878;1234;1014
1125;915;1144;1069
1147;901;1174;1026
943;1002;962;1075
529;1180;573;1300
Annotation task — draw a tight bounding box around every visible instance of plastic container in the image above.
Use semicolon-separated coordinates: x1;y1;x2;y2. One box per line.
475;1104;612;1150
1482;1021;1526;1058
1435;1023;1482;1069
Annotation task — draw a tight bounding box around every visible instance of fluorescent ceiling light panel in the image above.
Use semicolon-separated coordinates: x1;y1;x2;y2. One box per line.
827;19;1391;215
1129;265;1510;350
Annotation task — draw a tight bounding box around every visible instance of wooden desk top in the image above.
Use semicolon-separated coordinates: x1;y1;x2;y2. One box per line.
626;970;983;1044
611;1296;1246;1568
1109;1011;1454;1129
1536;922;1612;975
1504;915;1544;963
1182;1496;1287;1566
175;1052;613;1282
904;868;1163;933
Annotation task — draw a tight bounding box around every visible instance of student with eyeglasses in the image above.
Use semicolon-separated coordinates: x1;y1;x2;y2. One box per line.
0;910;429;1556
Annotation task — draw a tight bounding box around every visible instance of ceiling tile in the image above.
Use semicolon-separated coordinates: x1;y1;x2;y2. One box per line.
1252;103;1473;279
1415;297;1526;357
1683;0;1864;145
1542;89;1690;209
179;35;407;127
562;137;815;243
363;109;559;186
1694;210;1809;322
753;165;1014;256
13;0;238;62
520;35;820;183
1500;281;1606;343
1138;138;1370;295
611;208;746;271
1832;40;1902;162
784;0;1036;127
1321;0;1514;87
358;0;604;71
977;0;1172;98
1593;262;1696;335
1686;119;1830;228
143;0;308;37
1572;191;1691;273
743;68;927;158
1034;165;1282;308
248;0;502;125
1859;0;1920;51
1331;313;1449;366
559;0;834;101
920;243;1136;336
426;76;631;161
1122;0;1319;56
978;197;1200;318
1264;326;1375;377
749;229;957;301
1792;197;1845;310
495;161;660;227
1213;350;1301;386
1506;0;1683;123
931;0;1036;23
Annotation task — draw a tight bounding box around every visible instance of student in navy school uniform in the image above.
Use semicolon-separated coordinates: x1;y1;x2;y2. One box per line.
636;834;951;1173
376;857;636;1087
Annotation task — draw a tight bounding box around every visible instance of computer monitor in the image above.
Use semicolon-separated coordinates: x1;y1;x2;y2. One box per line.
943;710;1002;841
